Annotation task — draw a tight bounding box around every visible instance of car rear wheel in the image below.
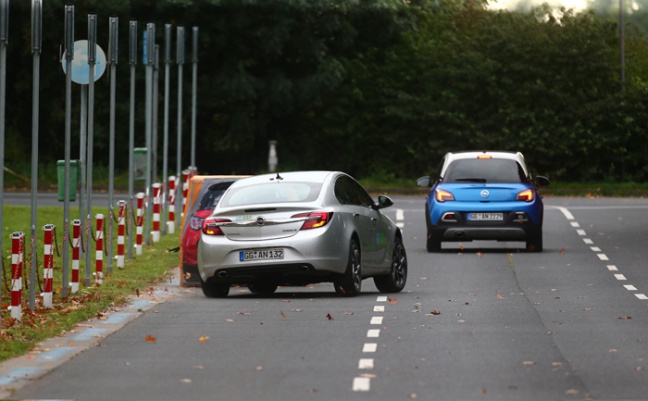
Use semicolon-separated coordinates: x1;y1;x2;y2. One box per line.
334;238;361;297
526;228;543;252
248;282;278;296
200;277;230;298
374;236;407;293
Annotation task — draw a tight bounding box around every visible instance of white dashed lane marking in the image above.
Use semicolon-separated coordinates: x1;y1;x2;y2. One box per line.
556;206;646;307
354;295;390;391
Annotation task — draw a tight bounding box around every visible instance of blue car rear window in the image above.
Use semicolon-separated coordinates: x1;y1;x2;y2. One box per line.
443;159;527;183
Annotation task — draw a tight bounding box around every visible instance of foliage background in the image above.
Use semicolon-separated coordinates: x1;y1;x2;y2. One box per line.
4;0;648;183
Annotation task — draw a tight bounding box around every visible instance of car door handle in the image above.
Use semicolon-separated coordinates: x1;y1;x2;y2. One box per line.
353;213;360;219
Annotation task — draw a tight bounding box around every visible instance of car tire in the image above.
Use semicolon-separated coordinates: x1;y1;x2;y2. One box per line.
200;277;230;298
248;282;278;296
374;236;407;293
425;204;441;252
334;238;362;297
526;228;543;252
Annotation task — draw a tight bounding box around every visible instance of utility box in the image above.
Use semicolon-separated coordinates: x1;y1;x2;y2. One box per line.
134;147;148;181
56;160;79;202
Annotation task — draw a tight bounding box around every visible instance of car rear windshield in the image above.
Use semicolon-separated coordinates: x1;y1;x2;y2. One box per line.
198;181;235;210
443;158;528;183
220;182;323;207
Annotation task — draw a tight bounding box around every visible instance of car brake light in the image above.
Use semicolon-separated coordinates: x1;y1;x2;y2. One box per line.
202;217;231;236
435;189;455;202
291;212;333;230
516;189;534;202
190;211;213;231
477;154;492;159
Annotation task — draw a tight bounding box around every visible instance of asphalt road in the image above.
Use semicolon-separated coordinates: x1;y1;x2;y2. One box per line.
3;195;648;401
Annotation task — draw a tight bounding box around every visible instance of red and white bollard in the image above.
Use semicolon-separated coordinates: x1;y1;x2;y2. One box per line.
152;183;162;243
71;220;81;293
136;192;144;255
42;224;55;308
116;200;126;268
11;232;24;321
182;169;190;219
167;175;176;234
95;214;104;285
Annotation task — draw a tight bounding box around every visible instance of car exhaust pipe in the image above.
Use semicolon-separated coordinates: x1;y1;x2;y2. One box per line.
217;271;228;278
300;265;310;271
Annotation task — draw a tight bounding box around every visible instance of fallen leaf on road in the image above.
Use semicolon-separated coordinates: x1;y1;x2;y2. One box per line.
427;310;441;316
559;249;566;255
280;311;287;318
388;297;398;304
618;316;632;320
496;292;505;300
180;378;192;383
198;336;209;343
344;312;354;315
238;312;251;315
145;335;156;343
326;313;333;320
565;389;579;395
522;361;536;366
477;251;484;258
609;348;618;353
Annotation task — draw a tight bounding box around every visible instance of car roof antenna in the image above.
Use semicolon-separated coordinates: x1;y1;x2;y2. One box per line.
271;172;283;181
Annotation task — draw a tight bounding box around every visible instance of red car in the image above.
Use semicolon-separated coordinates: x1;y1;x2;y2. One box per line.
181;176;245;286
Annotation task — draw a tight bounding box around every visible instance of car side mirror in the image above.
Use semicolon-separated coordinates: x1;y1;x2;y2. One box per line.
535;176;550;187
416;176;432;187
373;195;394;210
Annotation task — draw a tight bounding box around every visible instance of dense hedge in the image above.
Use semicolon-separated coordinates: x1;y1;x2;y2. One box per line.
4;0;648;182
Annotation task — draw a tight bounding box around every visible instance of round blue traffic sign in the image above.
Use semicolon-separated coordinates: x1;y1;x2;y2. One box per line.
61;40;107;85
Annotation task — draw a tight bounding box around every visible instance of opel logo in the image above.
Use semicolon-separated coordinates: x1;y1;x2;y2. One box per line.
256;217;266;226
481;190;490;198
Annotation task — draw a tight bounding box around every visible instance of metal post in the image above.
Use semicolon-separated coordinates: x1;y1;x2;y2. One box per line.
176;26;185;228
127;20;137;260
619;0;625;93
153;45;159;189
29;0;42;311
162;24;172;235
0;0;9;322
190;26;198;167
144;23;155;246
62;4;74;297
84;14;97;287
107;16;118;274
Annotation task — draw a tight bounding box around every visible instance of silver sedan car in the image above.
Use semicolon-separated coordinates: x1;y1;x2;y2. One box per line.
197;171;407;297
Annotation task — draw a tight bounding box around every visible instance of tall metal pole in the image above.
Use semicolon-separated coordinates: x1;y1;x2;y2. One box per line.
144;23;155;246
29;0;42;310
190;27;198;168
153;44;159;187
127;20;137;260
0;0;9;322
175;26;184;228
107;16;118;274
619;0;625;93
84;14;97;287
162;24;172;235
62;4;74;298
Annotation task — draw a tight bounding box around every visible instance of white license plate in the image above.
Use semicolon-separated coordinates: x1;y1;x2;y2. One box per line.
469;213;503;221
240;249;284;262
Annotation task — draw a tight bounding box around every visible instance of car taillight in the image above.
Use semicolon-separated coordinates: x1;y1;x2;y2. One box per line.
516;189;534;202
190;210;213;231
291;212;333;230
435;189;455;202
202;218;231;236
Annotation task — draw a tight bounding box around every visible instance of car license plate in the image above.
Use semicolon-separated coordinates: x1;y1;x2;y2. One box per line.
240;249;284;262
468;213;503;221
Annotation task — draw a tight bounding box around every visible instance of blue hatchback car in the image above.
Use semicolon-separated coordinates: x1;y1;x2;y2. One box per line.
417;151;550;252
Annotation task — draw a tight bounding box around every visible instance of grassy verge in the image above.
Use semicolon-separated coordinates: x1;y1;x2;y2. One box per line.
0;205;180;363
